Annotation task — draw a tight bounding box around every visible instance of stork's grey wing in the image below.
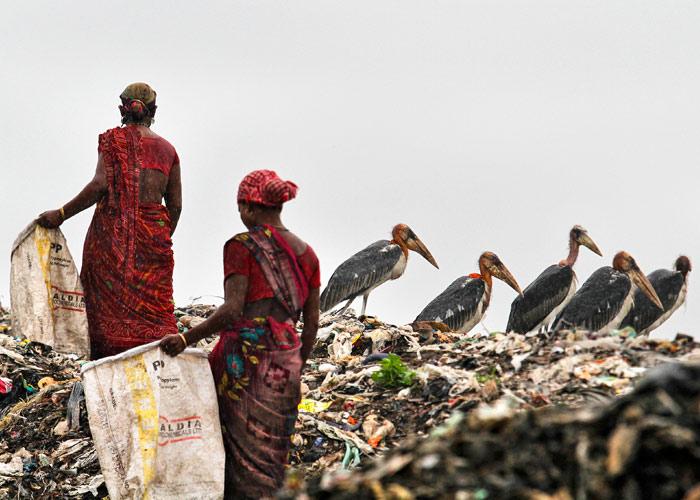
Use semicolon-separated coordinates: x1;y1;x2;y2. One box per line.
320;240;402;312
621;270;684;332
415;277;485;331
553;267;631;332
507;265;574;333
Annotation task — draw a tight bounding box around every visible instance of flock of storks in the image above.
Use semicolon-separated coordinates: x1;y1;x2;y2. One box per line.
320;224;691;336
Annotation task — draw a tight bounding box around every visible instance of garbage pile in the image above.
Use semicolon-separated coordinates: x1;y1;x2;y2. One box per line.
1;305;699;498
286;312;699;482
294;362;700;500
174;303;216;334
0;305;11;336
0;336;103;498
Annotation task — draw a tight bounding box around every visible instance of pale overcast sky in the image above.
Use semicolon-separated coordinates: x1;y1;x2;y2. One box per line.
1;1;697;338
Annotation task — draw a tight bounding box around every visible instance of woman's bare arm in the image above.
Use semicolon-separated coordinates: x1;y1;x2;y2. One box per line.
161;275;248;355
300;288;320;364
164;162;182;236
37;155;108;228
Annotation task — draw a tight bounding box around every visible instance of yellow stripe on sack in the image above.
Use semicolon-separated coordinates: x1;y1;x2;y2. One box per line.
34;226;54;312
124;355;158;498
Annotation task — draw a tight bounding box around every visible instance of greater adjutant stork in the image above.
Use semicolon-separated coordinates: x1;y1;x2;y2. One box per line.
507;225;602;334
621;256;692;335
320;224;439;316
414;252;522;334
552;251;664;335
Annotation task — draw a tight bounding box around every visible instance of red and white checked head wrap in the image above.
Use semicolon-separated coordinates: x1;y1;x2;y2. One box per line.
237;170;298;207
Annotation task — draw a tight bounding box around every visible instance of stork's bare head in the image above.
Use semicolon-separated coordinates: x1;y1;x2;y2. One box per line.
612;251;664;310
479;251;522;296
675;255;692;278
571;225;602;256
392;224;439;269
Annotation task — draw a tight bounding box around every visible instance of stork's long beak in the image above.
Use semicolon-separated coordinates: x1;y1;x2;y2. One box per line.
407;237;439;269
494;263;523;296
579;233;603;256
630;268;664;310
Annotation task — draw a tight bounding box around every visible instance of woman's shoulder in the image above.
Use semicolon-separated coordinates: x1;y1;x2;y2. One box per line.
288;234;318;264
295;239;320;286
223;234;253;264
301;245;319;268
98;126;121;141
224;232;252;250
97;127;126;152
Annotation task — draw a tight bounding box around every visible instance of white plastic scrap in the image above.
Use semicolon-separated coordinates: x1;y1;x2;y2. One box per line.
365;328;396;352
398;330;423;355
511;352;532;372
51;438;90;460
312;418;374;455
328;329;360;361
416;364;480;396
472;392;523;425
0;457;23;479
315;325;335;343
69;474;105;497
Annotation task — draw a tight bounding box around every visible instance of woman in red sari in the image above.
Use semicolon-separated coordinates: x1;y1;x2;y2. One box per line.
38;82;182;359
161;170;320;499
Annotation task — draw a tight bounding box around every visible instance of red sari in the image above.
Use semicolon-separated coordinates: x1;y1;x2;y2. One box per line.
81;126;179;359
209;225;320;499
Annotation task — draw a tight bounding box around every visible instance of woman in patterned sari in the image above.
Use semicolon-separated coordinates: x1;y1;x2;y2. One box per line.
161;170;321;499
38;82;182;359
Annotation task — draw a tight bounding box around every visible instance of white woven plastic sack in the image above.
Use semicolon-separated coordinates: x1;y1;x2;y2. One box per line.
10;221;89;356
81;342;225;499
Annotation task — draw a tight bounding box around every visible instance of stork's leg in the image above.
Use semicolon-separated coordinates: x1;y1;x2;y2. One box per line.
337;297;355;315
479;320;490;336
360;294;370;317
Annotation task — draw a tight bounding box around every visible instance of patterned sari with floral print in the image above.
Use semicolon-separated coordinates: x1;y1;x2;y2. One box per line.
209;225;310;499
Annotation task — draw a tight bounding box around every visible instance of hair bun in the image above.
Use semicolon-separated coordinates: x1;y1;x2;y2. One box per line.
128;100;148;120
262;177;298;205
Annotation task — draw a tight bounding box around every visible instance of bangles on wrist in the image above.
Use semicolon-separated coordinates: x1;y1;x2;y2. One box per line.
59;207;66;220
178;333;188;348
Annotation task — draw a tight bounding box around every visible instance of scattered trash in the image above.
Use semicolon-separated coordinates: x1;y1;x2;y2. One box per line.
0;377;12;395
362;415;395;448
341;443;361;470
0;334;104;497
295;362;700;499
281;310;700;495
2;305;699;498
299;399;333;414
0;305;11;335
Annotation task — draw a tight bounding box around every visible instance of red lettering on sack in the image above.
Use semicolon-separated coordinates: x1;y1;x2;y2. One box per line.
158;415;204;446
50;285;86;312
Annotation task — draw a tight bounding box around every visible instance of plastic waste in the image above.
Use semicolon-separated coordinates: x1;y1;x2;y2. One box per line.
66;380;84;430
298;398;333;413
0;377;12;395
